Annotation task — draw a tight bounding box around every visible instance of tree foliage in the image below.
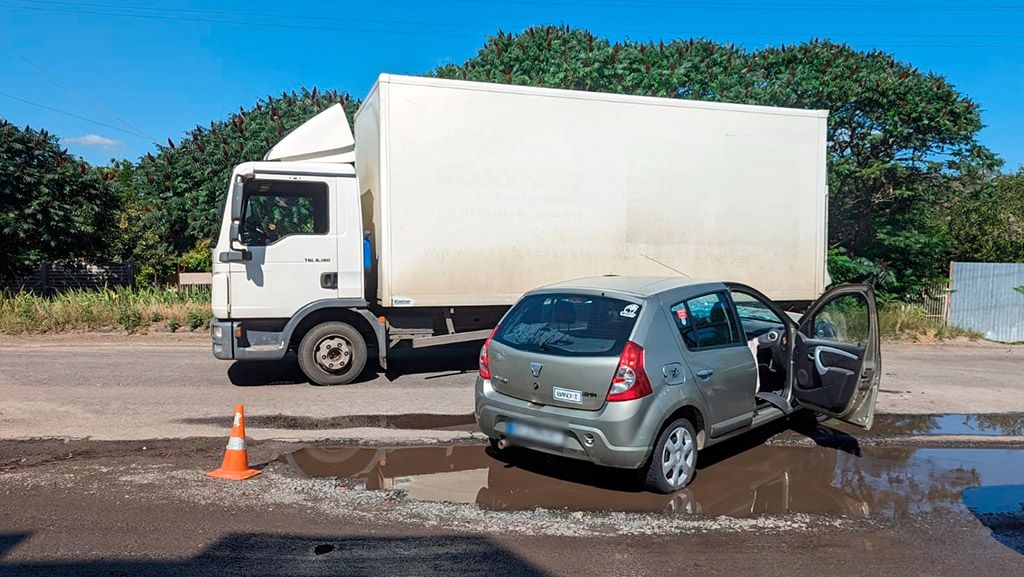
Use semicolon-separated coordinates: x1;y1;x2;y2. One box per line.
124;87;358;278
948;170;1024;263
0;120;118;279
434;26;997;295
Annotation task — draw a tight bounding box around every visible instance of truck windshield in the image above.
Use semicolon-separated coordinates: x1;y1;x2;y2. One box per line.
494;294;640;357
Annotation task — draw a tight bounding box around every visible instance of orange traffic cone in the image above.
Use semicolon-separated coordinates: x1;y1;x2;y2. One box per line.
208;404;261;480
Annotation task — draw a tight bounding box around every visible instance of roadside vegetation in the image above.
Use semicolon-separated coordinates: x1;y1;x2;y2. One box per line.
0;285;975;342
0;287;210;334
878;303;981;342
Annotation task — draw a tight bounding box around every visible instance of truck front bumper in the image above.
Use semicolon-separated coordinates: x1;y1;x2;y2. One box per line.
210;318;289;361
210;318;234;359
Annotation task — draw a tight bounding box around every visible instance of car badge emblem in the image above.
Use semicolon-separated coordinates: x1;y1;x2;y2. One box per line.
530;362;543;378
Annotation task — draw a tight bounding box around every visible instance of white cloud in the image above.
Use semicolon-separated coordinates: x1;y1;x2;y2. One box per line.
64;134;120;149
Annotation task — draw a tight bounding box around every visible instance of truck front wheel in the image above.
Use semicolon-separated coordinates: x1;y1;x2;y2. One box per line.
297;322;367;385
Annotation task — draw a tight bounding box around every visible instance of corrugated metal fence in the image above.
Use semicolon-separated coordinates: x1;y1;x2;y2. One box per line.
949;262;1024;343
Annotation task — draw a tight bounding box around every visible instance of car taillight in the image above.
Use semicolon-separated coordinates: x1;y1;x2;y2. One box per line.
606;341;653;402
479;325;498;379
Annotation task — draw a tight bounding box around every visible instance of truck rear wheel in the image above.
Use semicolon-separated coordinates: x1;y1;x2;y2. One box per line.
297;322;367;385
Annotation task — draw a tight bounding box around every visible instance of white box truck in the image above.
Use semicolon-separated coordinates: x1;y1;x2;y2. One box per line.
211;74;829;384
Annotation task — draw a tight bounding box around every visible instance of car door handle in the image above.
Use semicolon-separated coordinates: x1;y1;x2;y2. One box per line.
695;368;714;379
814;346;859;375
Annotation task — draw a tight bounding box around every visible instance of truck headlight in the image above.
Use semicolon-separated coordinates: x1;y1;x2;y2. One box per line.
212;325;222;340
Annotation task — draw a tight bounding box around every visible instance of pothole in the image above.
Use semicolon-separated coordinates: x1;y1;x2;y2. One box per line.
313;543;335;555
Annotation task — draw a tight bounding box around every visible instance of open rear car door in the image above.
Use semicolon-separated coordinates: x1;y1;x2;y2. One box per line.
792;284;881;429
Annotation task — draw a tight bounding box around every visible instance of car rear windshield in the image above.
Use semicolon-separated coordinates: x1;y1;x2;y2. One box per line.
493;293;641;357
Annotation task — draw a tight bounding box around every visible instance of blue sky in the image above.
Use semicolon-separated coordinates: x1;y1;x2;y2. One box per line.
2;0;1022;168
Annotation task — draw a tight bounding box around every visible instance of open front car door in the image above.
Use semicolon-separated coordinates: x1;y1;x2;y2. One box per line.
792;284;881;429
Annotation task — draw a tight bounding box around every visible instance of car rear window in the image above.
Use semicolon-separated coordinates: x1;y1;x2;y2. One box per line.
493;293;641;357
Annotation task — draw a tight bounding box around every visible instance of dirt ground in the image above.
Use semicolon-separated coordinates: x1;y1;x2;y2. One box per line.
1;435;1023;577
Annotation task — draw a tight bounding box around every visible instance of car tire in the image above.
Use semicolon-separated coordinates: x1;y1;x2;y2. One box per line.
642;417;699;493
297;322;367;386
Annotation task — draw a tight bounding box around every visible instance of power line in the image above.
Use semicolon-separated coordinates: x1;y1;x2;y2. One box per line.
1;3;484;39
5;1;1024;47
449;0;1024;12
0;90;155;141
13;0;1024;39
4;48;155;140
14;0;487;31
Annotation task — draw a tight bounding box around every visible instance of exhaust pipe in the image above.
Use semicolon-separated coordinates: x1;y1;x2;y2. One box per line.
497;438;508;450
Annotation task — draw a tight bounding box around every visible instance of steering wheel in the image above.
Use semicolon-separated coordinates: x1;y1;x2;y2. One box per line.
755;328;788;372
242;221;269;244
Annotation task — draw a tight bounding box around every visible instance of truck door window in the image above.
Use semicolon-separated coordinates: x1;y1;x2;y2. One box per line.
241;180;329;245
671;292;742;349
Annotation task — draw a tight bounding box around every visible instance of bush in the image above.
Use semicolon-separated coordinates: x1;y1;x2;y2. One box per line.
117;307;142;332
186;309;207;331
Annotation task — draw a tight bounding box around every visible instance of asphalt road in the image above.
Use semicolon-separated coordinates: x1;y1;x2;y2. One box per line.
1;334;1022;440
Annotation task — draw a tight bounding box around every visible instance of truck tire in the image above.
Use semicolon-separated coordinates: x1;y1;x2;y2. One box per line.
642;417;698;493
297;322;367;386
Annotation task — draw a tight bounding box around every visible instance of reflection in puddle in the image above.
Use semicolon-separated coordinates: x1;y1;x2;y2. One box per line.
853;413;1024;437
282;443;1024;519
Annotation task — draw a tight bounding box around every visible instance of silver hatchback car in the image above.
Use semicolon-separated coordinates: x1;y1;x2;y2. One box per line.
475;276;881;493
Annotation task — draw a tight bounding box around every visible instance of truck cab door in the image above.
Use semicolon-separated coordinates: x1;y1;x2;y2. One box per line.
791;284;881;429
228;175;340;319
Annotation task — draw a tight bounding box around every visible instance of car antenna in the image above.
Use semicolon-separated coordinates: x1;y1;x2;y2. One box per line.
641;254;690;277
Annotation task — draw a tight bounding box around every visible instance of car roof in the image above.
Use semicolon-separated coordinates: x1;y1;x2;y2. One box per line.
532;276;724;298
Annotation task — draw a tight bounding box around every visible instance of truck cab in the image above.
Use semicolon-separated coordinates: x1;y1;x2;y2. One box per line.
210;105;387;384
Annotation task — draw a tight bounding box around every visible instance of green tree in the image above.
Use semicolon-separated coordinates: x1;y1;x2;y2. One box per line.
434;26;994;296
948;170;1024;263
125;87;358;279
0;120;118;280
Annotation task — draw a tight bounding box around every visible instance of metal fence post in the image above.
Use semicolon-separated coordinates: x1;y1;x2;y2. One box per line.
39;261;50;295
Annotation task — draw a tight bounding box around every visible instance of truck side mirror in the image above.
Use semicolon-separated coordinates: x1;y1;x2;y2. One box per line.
230;177;245;222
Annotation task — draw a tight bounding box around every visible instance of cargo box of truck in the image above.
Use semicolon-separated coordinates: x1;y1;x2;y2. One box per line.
354;74;829;307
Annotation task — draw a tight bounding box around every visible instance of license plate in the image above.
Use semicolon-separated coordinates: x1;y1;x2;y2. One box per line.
552;387;582;404
507;420;565;447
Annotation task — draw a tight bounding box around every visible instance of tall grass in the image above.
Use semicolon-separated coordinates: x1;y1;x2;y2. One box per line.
0;286;211;334
879;302;982;342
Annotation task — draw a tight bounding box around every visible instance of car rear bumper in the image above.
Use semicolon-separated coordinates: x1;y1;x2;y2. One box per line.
475;377;656;469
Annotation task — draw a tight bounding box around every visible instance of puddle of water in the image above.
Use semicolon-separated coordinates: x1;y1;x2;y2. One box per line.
852;414;1024;437
963;485;1024;554
283;443;1024;519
